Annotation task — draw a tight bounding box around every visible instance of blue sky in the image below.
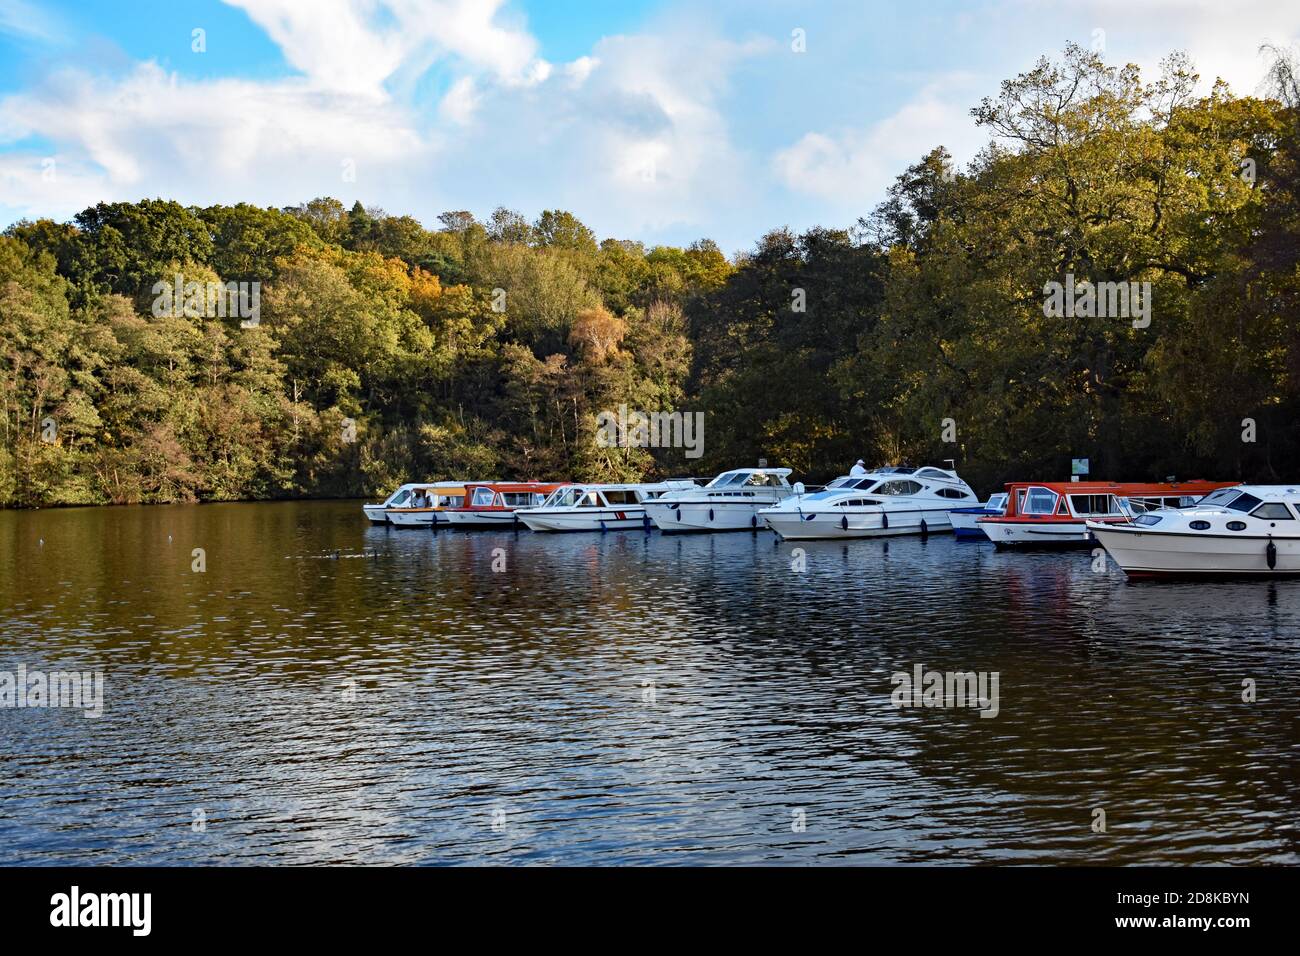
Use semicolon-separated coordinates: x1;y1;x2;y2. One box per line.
1;0;1297;253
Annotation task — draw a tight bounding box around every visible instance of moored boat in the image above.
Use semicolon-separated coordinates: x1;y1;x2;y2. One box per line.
645;467;795;533
516;481;697;532
1088;484;1300;576
363;483;418;524
949;492;1008;539
438;482;567;528
759;465;978;540
385;483;473;527
978;479;1234;546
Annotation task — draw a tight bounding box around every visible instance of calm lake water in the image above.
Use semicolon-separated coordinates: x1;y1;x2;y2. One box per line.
1;500;1297;865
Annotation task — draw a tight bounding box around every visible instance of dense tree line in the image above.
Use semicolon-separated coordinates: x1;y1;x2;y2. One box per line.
3;45;1298;506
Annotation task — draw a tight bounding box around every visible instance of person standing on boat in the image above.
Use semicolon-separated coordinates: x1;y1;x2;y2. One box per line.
850;460;868;477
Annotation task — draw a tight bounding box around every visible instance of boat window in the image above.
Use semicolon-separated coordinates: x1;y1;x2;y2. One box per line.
854;480;880;491
604;490;638;505
1226;520;1247;531
445;496;464;508
471;487;495;507
876;480;923;496
1197;489;1240;508
501;492;532;507
390;490;411;506
1022;487;1059;515
826;477;854;489
1016;488;1027;512
1251;502;1294;520
1069;494;1117;516
1227;493;1262;513
988;494;1008;513
1134;514;1162;526
1189;520;1211;530
916;468;947;478
546;487;584;507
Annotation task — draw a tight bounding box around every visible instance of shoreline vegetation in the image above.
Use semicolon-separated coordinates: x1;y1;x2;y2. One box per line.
3;45;1299;510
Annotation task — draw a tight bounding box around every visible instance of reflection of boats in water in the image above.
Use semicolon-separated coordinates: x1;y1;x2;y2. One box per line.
979;480;1233;547
760;466;977;540
516;481;697;532
439;482;566;529
1090;484;1300;577
949;493;1008;539
645;467;794;532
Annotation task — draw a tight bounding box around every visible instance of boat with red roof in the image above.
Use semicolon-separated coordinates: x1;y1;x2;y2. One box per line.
438;481;569;529
977;479;1236;546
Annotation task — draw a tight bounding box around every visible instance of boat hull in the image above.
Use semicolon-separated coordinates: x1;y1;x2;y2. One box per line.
645;501;772;533
439;510;522;529
517;508;650;533
979;519;1096;546
949;509;995;539
363;505;389;524
763;507;953;540
1092;525;1300;576
386;509;441;527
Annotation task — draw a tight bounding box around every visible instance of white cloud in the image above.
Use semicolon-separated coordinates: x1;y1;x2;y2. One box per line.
0;61;426;212
224;0;550;96
774;79;984;203
0;0;63;43
2;0;1298;249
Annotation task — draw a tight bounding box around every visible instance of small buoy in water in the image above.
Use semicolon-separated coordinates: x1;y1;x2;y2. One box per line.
332;550;340;560
168;534;172;543
1267;538;1277;570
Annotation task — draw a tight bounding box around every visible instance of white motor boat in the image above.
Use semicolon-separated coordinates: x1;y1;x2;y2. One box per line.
384;483;473;527
948;493;1008;539
759;466;977;540
644;467;794;532
364;482;454;524
516;481;697;533
1088;484;1300;576
363;484;415;524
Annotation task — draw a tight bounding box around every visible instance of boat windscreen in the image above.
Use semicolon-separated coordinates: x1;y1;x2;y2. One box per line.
1197;488;1240;509
1022;487;1059;514
543;487;584;507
